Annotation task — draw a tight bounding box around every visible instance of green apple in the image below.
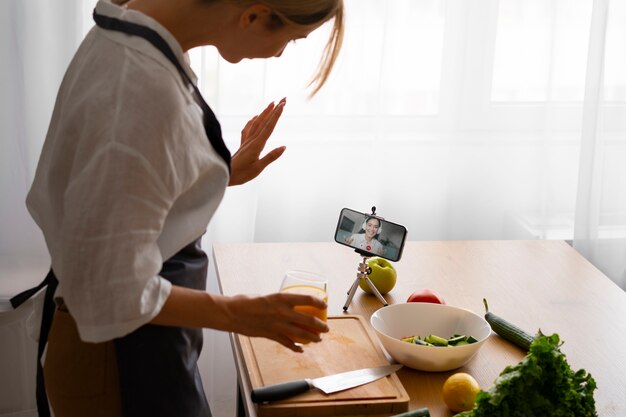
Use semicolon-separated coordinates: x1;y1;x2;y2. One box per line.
359;257;397;295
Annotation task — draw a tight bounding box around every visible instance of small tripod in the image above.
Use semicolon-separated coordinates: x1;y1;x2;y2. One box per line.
342;253;389;311
342;206;389;311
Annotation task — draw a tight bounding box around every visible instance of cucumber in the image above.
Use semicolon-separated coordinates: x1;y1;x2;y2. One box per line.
447;335;467;345
391;407;430;417
483;298;534;351
424;335;448;346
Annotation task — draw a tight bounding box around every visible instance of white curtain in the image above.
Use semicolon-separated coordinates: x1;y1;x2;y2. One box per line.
1;0;96;268
190;0;626;290
3;0;624;283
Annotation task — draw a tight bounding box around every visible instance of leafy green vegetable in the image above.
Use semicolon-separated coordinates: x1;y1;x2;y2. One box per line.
456;332;597;417
400;334;477;347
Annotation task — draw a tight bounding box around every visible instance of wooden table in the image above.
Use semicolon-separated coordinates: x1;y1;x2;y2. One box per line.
212;240;626;417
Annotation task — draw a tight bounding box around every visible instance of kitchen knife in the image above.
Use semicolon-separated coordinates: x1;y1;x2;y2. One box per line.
250;364;402;403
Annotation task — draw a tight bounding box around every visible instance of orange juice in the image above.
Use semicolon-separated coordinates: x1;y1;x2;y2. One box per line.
281;284;328;344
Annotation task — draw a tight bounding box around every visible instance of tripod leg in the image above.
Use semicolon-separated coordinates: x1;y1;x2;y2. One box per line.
364;277;388;306
346;278;359;295
343;278;360;311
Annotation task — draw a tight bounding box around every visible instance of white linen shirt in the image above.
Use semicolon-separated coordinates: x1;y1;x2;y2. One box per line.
26;0;230;343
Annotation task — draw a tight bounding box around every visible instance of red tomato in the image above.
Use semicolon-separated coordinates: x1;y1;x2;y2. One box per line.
406;288;445;304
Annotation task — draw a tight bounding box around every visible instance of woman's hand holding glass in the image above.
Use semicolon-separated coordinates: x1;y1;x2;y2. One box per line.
220;273;328;353
279;271;328;346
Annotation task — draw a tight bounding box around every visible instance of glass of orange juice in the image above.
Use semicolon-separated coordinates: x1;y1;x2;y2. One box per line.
279;270;328;345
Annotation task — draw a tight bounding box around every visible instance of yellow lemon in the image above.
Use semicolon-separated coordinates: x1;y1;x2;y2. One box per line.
442;372;481;412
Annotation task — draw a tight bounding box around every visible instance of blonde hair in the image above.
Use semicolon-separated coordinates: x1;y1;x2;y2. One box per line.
227;0;344;96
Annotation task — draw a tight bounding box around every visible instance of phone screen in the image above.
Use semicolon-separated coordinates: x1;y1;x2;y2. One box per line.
334;208;407;262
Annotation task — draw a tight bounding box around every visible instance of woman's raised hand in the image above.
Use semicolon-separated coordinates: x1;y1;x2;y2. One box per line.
228;99;287;186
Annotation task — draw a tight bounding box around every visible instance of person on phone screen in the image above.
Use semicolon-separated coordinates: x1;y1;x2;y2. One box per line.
11;0;344;416
345;216;385;256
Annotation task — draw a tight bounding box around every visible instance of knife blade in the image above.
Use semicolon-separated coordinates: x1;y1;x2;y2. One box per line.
250;364;402;403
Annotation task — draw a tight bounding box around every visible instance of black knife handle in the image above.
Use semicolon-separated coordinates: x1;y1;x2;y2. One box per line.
251;379;312;403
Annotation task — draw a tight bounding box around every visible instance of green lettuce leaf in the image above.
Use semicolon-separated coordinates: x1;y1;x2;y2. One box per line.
456;332;597;417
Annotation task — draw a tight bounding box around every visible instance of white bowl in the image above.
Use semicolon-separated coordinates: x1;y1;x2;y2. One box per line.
370;303;491;372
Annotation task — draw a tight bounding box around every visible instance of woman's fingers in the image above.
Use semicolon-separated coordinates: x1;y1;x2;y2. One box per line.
229;144;286;186
226;293;328;349
243;98;285;142
254;146;286;173
256;100;285;142
276;294;328;335
254;99;285;137
243;104;272;141
274;335;304;353
240;116;257;144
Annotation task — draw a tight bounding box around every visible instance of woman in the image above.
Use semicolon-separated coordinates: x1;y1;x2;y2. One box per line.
22;0;344;416
345;216;385;256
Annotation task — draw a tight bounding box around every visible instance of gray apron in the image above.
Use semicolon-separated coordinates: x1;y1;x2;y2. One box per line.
113;237;212;417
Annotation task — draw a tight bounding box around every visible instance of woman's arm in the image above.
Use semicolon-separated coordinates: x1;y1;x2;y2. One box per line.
151;284;328;352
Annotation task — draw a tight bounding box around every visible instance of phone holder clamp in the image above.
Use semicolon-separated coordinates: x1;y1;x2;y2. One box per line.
343;252;389;311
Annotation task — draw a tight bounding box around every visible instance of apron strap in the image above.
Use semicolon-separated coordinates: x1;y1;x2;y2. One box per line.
10;270;58;417
92;10;231;172
9;273;50;309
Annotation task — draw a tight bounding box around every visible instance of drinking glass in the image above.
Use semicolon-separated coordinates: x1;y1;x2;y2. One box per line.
279;270;328;344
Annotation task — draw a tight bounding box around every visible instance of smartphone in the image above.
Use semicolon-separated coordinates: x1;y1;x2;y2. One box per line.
334;208;408;262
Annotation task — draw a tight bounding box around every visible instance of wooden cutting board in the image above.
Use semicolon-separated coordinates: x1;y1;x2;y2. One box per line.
239;315;409;417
